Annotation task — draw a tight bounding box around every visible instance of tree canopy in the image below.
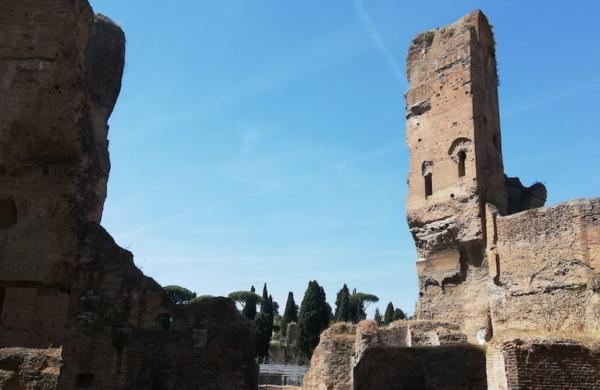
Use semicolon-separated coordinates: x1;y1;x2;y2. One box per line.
254;313;271;359
229;286;261;320
334;286;379;323
282;291;298;337
374;307;382;325
384;302;395;325
190;295;214;302
163;285;196;304
393;308;406;321
382;302;405;324
255;283;275;360
334;284;351;322
352;293;379;304
296;280;332;359
228;290;263;307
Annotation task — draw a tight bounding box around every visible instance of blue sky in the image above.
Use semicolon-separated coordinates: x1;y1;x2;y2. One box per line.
90;0;600;317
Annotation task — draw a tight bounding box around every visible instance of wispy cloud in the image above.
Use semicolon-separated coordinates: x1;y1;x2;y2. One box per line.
354;0;404;82
327;138;403;172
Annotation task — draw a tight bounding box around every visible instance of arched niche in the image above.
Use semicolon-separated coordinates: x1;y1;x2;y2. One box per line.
448;138;472;178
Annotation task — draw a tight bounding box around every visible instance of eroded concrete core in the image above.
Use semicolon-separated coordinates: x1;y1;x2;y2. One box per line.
0;1;257;389
304;9;600;390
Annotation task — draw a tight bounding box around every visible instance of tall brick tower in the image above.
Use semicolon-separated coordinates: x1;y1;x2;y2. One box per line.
405;10;506;340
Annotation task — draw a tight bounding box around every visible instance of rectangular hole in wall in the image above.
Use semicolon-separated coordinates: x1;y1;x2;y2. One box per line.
494;254;501;286
425;173;433;197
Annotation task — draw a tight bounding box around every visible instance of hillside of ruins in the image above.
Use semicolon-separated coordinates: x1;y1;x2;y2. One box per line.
1;1;599;390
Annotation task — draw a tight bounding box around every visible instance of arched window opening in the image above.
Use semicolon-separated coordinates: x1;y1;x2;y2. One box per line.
458;151;466;177
424;173;433;197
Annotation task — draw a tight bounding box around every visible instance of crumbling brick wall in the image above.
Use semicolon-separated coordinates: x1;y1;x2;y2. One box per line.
487;199;600;335
405;10;505;342
499;339;600;390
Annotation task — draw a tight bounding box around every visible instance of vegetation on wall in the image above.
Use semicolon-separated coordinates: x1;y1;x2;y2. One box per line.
414;30;435;46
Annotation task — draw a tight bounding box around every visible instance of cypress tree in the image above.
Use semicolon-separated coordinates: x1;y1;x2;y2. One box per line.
384;302;394;325
262;283;269;306
242;285;258;320
254;313;271;360
282;291;298;337
348;289;376;323
374;308;382;325
268;294;275;334
296;281;331;359
334;284;351;322
255;283;274;360
393;308;406;321
348;289;365;324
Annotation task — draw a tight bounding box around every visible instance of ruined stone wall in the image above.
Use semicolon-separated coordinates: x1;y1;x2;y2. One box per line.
0;0;103;288
0;1;257;389
487;199;600;335
302;323;356;390
302;320;467;390
0;347;62;390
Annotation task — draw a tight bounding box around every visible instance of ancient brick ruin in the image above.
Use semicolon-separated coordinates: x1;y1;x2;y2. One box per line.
303;10;600;390
0;1;257;389
2;3;599;389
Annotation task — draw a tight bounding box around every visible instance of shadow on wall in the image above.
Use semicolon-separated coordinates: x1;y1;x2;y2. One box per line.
354;345;487;390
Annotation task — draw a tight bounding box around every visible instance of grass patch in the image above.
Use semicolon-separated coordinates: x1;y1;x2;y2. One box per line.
414;30;435;46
